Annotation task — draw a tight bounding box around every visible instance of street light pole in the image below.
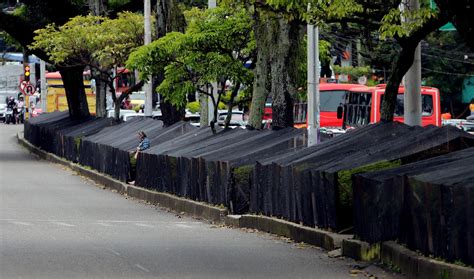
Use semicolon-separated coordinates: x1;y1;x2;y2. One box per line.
144;0;153;117
207;0;217;125
307;14;320;146
40;59;47;112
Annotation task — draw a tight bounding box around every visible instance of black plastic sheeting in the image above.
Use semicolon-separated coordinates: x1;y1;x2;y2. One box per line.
55;118;116;162
24;115;474;265
136;128;305;213
24;111;89;154
250;122;474;231
79;118;195;182
353;148;474;265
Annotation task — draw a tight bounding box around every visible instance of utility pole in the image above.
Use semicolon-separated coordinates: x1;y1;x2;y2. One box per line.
199;0;217;127
144;0;153;117
40;59;47;112
307;7;320;146
403;0;422;126
207;0;217;125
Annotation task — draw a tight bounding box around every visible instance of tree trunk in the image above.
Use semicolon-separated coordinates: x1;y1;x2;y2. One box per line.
248;10;272;129
88;0;107;16
59;66;90;120
380;15;448;121
248;10;304;129
224;82;241;129
92;69;108;117
270;18;303;129
199;94;209;127
380;42;418;122
155;0;187;126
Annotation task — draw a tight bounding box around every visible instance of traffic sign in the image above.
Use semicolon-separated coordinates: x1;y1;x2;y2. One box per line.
19;80;36;96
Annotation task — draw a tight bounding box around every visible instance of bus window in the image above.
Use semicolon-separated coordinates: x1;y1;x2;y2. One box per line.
381;94;433;116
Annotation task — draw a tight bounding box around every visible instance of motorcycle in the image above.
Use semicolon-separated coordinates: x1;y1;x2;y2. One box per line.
5;107;14;124
17;107;24;124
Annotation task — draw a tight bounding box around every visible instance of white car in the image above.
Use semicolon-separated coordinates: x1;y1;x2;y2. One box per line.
122;113;145;122
0;103;6;120
107;109;136;119
217;110;245;127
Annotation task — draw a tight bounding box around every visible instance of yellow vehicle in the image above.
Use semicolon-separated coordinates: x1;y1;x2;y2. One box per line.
46;71;96;114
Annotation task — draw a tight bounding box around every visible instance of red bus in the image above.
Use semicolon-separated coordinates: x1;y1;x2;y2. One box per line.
264;83;365;128
342;85;441;127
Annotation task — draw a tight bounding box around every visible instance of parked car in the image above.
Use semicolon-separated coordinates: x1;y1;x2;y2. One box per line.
217;110;245;127
122;113;145;122
0;103;6;121
107;109;136;119
185;112;200;127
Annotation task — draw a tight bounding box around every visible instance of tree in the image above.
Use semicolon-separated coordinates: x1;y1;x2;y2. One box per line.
0;0;91;119
154;0;188;126
30;12;146;120
261;0;449;123
128;6;255;132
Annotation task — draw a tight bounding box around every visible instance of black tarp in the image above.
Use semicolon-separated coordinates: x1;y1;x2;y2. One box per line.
251;122;474;230
55;118;116;162
78;118;196;182
24;111;89;154
136;128;305;212
353;147;474;265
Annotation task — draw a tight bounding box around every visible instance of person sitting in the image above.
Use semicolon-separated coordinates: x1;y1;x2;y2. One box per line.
128;131;150;185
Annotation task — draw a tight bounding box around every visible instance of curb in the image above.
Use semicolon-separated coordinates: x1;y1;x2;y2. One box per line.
225;214;348;251
341;239;474;279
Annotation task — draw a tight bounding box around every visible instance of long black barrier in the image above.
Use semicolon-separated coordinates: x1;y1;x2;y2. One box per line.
79;118;195;182
136;127;305;212
250;122;474;231
24;111;89;153
24;114;474;266
353;147;474;265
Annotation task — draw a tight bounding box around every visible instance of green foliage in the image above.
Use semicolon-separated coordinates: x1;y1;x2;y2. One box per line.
265;0;362;23
332;65;372;83
186;101;200;113
337;160;402;209
380;7;438;39
127;5;255;109
30;12;144;70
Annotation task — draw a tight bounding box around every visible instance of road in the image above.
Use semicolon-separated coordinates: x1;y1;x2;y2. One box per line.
0;124;402;279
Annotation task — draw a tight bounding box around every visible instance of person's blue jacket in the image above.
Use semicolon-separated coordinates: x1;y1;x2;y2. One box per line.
138;137;150;151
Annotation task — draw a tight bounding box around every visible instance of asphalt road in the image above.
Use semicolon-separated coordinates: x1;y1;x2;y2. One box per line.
0;124;402;279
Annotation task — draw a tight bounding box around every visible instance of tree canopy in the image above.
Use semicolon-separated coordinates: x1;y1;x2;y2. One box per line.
127;6;255;113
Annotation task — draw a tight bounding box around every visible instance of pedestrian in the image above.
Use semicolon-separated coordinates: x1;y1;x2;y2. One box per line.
468;99;474;120
128;131;150;185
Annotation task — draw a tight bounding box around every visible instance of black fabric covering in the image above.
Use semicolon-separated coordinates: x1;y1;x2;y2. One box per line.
251;122;474;230
55;118;116;162
79;118;194;182
353;148;474;265
24;111;89;154
136;128;305;212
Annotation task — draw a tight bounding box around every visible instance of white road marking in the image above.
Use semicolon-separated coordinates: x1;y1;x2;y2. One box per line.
51;222;76;227
135;264;150;273
175;224;193;229
96;222;113;227
107;248;121;256
135;223;154;228
10;221;32;226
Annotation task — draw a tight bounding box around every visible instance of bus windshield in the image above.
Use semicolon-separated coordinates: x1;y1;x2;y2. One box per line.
320;90;347;112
